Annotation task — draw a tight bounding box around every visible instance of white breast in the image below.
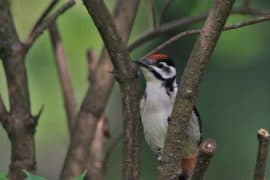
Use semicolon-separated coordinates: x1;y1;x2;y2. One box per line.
140;81;201;157
140;81;177;153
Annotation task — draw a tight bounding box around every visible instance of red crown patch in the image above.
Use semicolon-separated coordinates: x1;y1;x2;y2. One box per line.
147;53;168;61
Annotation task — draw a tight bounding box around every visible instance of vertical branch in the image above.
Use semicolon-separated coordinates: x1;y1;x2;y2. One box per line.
85;49;108;180
253;128;270;180
160;0;235;179
0;0;39;179
30;0;59;35
191;139;217;180
60;0;140;178
1;56;38;179
120;81;141;180
48;22;76;136
82;1;141;180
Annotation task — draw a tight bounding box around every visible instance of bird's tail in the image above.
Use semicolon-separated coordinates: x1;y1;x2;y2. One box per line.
178;156;197;180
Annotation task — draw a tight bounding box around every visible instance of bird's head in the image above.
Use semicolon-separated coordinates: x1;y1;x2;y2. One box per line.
135;53;176;82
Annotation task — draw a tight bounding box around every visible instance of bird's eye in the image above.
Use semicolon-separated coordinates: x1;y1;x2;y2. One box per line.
157;63;164;68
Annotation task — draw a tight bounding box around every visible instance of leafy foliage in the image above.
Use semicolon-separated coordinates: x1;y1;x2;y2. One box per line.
0;170;7;180
21;170;87;180
23;170;46;180
73;170;87;180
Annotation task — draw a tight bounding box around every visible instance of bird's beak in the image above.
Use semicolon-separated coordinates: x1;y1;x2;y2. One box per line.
134;59;151;69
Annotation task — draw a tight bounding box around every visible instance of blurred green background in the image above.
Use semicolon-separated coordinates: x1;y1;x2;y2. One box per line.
0;0;270;179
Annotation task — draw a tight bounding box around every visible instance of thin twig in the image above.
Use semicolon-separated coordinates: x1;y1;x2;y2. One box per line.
24;0;75;52
145;30;199;57
254;128;270;180
159;0;174;23
149;0;157;28
87;117;109;180
0;94;7;116
32;105;44;125
128;7;267;51
128;13;206;51
48;22;76;136
105;132;123;162
191;139;217;180
86;48;99;81
30;0;59;36
146;14;270;57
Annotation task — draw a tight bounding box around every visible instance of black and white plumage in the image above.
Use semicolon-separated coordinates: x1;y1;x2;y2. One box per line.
136;53;202;179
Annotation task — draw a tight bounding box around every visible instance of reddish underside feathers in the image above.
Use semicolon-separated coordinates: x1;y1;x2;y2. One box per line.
181;155;197;177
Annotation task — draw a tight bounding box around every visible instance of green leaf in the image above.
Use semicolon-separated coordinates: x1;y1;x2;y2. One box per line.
23;170;46;180
73;170;87;180
0;170;7;180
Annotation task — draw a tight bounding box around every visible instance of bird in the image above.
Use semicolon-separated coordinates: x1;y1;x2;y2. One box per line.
135;53;202;180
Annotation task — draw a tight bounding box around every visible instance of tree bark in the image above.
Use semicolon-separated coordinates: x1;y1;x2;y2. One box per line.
253;129;270;180
60;0;140;179
82;0;141;179
191;139;217;180
159;0;235;179
0;0;38;179
49;22;76;137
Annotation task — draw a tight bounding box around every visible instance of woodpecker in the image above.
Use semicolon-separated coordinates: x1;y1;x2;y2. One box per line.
135;53;202;180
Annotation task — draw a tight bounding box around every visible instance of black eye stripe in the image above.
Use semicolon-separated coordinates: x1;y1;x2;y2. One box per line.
157;63;165;68
150;68;175;81
163;66;171;73
154;62;172;74
156;58;175;67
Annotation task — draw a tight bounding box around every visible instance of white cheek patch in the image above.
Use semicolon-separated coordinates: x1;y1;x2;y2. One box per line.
151;65;176;79
141;67;156;80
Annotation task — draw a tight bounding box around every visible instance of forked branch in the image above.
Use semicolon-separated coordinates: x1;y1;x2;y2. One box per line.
24;0;75;52
128;7;268;51
0;0;39;178
60;0;140;178
30;0;59;35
